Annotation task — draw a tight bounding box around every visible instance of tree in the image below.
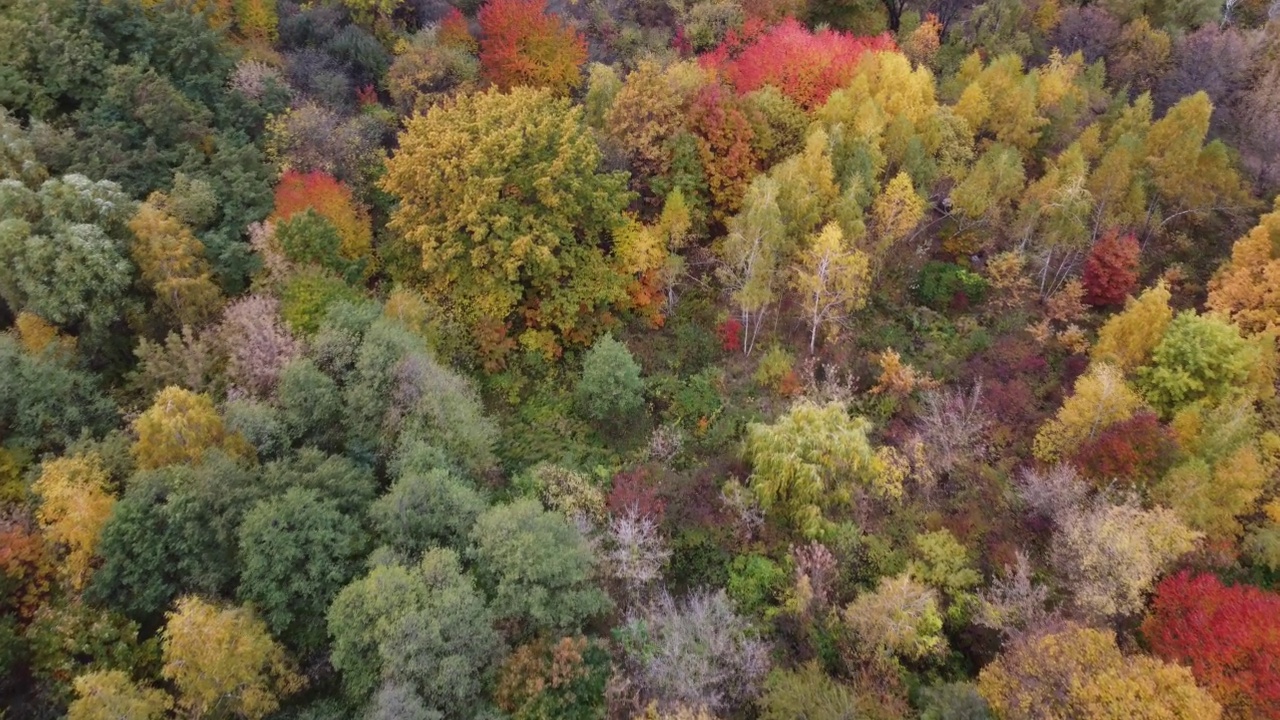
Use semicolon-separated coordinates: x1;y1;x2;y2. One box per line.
1138;311;1260;415
871;171;926;249
689;84;760;220
1092;282;1174;370
792;222;871;353
605;505;671;594
948;144;1026;224
702;18;896;109
68;671;171;720
843;574;947;661
1143;572;1280;720
745;400;903;537
1207;200;1280;335
382;87;633;361
477;0;587;95
1052;498;1200;617
371;469;488;556
1070;411;1176;487
328;550;504;715
719;176;785;355
0;334;117;455
132;387;241;470
386;26;481;115
162;597;304;720
218;295;300;399
271;170;374;280
576;333;645;423
1144;91;1251;221
469;499;610;635
978;625;1222;720
237;489;367;654
0;175;135;341
32;454;115;591
1081;231;1140;307
495;634;609;720
127;197;224;327
619;589;769;713
377;549;504;719
758;662;860;720
1033;363;1145;463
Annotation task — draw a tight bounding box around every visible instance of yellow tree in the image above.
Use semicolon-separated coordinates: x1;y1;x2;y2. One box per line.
792;222;870;353
31;453;115;591
1144;92;1251;224
68;671;171;720
132;387;240;470
1092;282;1173;370
1033;363;1145;462
978;625;1221;719
128;197;224;327
719;176;785;355
1207;200;1280;335
162;596;303;720
871;171;927;258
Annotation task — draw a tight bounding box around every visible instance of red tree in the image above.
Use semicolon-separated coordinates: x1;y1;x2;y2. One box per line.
0;518;55;621
439;7;478;52
688;84;759;219
701;18;896;109
1143;571;1280;719
1071;411;1177;487
477;0;586;95
607;466;667;521
1082;231;1140;307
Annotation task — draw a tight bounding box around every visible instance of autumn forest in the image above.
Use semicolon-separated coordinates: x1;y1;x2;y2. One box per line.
2;0;1280;718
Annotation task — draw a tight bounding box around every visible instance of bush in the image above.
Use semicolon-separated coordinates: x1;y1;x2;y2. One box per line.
576;334;645;424
915;262;989;310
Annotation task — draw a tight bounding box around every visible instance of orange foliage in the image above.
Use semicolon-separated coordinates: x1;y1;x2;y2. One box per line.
0;517;55;621
270;170;373;276
439;7;478;52
689;84;759;220
477;0;587;95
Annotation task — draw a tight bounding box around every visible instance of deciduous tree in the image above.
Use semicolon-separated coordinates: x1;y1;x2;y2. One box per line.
1081;231;1140;307
68;671;171;720
1207;200;1280;335
1092;282;1173;370
127;198;224;327
32;454;115;591
791;222;870;353
477;0;587;95
978;625;1221;720
131;387;242;470
1143;572;1280;720
161;596;304;720
1033;363;1145;463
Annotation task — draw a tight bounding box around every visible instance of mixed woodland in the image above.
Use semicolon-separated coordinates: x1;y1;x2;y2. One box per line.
2;0;1280;717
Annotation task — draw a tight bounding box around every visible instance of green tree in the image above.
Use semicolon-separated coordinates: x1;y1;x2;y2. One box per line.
758;662;859;720
469;499;611;636
0;334;116;454
382;87;635;361
745;401;904;538
1138;311;1262;415
238;488;368;654
371;469;488;556
576;334;644;424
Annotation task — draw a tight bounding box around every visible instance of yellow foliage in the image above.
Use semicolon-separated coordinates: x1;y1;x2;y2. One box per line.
1033;363;1144;462
128;198;224;326
132;387;240;470
1092;282;1174;370
1207;199;1280;335
162;597;303;720
14;311;74;355
871;171;927;245
984;251;1033;310
792;222;871;352
32;453;115;591
1155;445;1267;541
69;671;171;720
871;348;936;396
978;625;1221;720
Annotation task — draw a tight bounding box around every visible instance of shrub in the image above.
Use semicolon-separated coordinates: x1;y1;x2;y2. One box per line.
915;262;989;310
576;334;645;424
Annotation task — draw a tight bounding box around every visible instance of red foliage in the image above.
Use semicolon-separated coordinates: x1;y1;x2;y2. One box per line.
1071;411;1176;487
688;84;759;218
0;518;55;621
718;317;743;353
607;466;667;521
355;84;378;107
1143;572;1280;718
477;0;587;94
439;7;478;52
271;170;371;261
1082;230;1140;307
701;18;896;109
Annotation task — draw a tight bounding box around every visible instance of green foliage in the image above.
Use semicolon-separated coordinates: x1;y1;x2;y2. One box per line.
918;682;993;720
1138;311;1261;415
759;662;860;720
282;268;363;336
0;335;117;454
576;333;645;424
275;359;345;452
727;553;787;618
469;499;611;636
275;210;367;285
915;262;989;310
238;488;368;654
371;469;488;556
